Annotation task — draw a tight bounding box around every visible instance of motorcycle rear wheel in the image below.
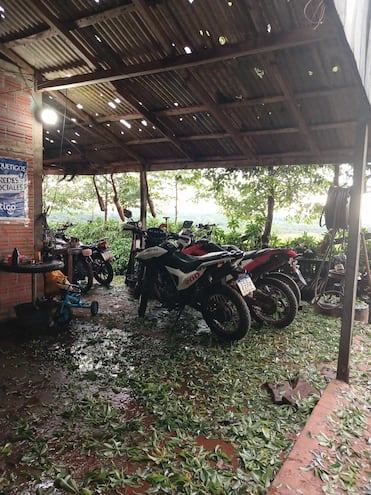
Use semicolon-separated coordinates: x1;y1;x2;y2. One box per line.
92;254;114;286
267;271;301;306
201;284;251;341
247;277;298;328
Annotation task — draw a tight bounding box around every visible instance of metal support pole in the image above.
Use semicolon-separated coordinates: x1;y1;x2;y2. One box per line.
336;121;368;383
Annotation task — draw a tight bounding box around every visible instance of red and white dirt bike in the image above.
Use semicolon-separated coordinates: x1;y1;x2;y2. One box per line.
180;225;304;328
122;221;253;341
138;244;252;341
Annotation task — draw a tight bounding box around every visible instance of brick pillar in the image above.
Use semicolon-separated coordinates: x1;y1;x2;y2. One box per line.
0;60;40;319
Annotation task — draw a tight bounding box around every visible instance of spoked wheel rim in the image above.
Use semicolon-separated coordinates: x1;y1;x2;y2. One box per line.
202;285;250;341
92;256;113;285
73;258;93;294
248;277;298;327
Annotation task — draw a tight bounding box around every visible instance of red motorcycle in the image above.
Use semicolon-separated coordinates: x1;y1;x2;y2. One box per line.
183;239;302;328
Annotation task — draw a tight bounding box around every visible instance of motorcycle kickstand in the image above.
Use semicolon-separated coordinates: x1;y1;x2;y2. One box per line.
171;306;185;330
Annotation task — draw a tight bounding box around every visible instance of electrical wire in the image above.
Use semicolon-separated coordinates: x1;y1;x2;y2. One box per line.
304;0;326;30
313;185;351;303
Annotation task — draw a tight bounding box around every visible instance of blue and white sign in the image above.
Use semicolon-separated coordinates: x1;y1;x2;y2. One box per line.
0;158;27;218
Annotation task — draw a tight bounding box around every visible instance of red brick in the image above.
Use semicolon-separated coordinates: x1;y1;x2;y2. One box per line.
0;70;35;313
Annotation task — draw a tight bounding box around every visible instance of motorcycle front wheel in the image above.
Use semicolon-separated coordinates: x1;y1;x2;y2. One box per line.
201;284;251;341
92;253;114;286
73;257;93;294
133;261;144;299
246;277;298;328
138;267;156;317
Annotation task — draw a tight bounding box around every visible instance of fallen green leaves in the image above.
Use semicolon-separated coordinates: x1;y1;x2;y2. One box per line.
305;395;369;495
0;282;369;495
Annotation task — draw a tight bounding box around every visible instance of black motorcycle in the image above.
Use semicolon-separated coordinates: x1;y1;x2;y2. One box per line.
51;223;94;294
81;237;114;286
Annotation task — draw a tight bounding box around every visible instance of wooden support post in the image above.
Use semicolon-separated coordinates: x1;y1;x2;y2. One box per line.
360;232;371;323
139;169;147;229
67;248;74;282
33;90;43;251
336;121;368;383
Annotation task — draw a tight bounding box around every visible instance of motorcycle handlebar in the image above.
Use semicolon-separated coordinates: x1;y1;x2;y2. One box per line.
121;222;144;235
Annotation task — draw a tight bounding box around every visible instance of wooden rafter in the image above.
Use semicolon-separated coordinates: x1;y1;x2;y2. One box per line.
35;27;331;92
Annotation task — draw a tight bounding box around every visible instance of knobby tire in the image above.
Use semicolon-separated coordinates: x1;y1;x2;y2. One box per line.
138;267;155;317
247;276;298;328
268;271;301;306
92;254;114;286
202;284;251;341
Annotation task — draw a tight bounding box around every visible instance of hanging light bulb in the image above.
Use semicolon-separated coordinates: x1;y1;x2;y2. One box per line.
40;108;58;125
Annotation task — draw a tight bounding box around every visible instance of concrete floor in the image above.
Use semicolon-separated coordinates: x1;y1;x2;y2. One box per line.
269;380;370;494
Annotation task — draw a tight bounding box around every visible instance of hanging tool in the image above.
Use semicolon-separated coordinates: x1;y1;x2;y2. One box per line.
110;174;126;221
93;176;106;212
143;170;156;218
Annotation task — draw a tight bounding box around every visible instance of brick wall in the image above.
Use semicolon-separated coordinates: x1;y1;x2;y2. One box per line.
0;63;38;319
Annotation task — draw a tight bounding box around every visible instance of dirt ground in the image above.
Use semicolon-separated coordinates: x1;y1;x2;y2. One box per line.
0;278;369;495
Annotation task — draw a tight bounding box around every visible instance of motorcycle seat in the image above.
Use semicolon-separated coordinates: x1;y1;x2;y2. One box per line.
171;251;241;273
242;248;273;259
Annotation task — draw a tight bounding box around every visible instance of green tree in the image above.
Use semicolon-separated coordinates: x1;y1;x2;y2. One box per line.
42;173;141;221
200;164;334;246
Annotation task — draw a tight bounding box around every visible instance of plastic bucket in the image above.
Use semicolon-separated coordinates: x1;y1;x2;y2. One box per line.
15;302;51;329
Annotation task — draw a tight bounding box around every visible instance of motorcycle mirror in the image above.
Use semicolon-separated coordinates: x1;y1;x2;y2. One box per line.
124;209;132;219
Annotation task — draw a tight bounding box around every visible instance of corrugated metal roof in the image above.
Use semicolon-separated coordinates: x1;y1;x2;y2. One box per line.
0;0;370;175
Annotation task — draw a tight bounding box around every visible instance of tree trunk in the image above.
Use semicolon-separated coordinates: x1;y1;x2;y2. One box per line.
261;194;274;247
261;168;275;247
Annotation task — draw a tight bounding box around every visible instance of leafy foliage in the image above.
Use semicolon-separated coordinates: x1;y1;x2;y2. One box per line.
49;219;132;275
0;286;369;495
196;165;333;244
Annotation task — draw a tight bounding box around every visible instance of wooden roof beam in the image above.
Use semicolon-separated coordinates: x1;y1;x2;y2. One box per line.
43;146;356;175
36;27;332;92
269;58;320;156
30;0;99;71
94;85;356;125
184;71;255;159
2;3;135;48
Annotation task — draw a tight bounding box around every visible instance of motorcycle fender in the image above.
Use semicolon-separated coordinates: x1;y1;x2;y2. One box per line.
101;250;113;261
166;265;207;291
137;246;168;260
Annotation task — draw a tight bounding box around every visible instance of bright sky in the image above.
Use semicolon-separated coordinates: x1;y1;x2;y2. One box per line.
176;187;371;228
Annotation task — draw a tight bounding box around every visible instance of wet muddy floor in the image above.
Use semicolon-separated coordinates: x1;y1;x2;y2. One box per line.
0;278;369;495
